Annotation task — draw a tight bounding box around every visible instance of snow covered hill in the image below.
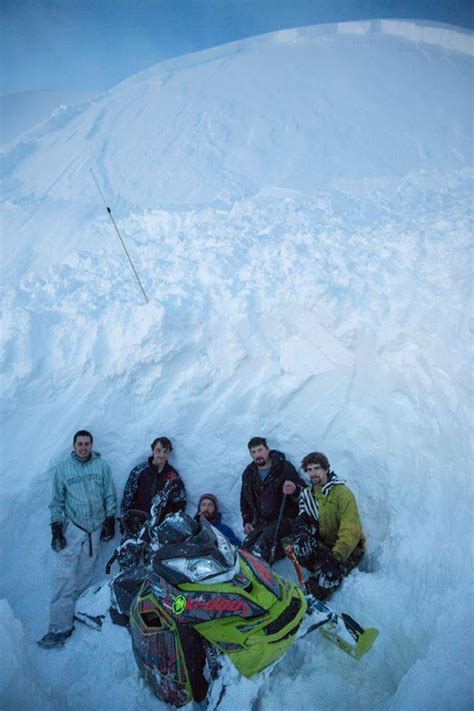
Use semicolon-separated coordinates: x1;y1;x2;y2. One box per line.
0;90;98;146
1;19;473;711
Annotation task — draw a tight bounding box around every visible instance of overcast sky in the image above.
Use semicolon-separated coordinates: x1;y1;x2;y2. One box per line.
1;0;473;93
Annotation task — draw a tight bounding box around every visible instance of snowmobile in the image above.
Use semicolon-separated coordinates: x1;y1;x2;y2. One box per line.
108;511;378;708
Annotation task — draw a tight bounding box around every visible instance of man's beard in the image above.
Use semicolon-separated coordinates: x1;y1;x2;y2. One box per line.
255;457;268;467
200;511;214;521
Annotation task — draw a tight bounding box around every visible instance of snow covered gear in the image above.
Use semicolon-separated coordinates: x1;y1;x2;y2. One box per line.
107;511;377;707
49;451;116;532
47;520;103;634
37;628;73;649
51;522;67;552
121;458;186;519
100;515;115;541
110;512;307;707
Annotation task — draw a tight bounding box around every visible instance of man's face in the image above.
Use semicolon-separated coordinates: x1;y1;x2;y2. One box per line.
250;445;271;468
306;463;329;486
199;498;217;520
152;442;169;466
74;436;92;460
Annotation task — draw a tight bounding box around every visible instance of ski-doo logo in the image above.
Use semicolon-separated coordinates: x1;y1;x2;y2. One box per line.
186;597;245;613
172;595;187;615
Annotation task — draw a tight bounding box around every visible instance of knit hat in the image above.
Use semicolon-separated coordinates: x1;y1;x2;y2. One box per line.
198;493;219;512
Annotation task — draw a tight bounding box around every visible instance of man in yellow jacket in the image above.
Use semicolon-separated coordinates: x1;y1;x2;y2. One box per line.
289;451;365;601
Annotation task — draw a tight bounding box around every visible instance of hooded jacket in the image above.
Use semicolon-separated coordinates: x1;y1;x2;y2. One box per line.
240;450;304;526
49;451;116;532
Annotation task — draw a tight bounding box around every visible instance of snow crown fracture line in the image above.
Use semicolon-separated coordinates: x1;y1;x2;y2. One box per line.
89;168;149;305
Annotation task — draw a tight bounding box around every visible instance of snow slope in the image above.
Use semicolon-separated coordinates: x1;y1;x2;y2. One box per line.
0;90;98;146
1;19;473;711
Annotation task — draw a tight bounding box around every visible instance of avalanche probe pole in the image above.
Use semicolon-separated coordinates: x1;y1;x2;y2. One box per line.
269;493;287;565
90;169;149;304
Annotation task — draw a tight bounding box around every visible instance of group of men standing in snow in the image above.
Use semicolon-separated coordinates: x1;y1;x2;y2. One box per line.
38;430;365;648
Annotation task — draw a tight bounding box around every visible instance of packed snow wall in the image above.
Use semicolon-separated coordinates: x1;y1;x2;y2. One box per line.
0;20;473;711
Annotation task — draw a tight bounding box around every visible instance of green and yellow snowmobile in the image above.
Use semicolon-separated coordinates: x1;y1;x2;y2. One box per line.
110;511;377;707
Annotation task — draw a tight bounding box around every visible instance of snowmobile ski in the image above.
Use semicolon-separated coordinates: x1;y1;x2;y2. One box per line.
285;544;379;660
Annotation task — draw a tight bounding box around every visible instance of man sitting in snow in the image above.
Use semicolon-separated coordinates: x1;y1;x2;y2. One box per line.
240;437;305;563
195;493;241;546
38;430;116;648
120;436;186;531
287;451;365;601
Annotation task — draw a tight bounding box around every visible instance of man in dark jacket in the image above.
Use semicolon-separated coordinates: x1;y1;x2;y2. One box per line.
120;437;186;531
195;493;241;546
240;437;305;563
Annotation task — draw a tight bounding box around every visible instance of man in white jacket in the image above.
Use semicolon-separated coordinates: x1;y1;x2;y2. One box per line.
38;430;116;648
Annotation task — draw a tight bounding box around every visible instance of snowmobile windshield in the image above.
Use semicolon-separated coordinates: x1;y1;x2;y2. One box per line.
163;548;241;584
153;516;240;584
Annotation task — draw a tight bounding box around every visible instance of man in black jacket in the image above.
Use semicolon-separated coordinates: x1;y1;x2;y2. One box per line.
120;437;186;530
240;437;305;563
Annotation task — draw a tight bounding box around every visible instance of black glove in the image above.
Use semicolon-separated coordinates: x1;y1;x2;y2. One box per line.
101;516;115;542
117;538;145;570
293;530;315;560
319;551;343;590
292;514;318;563
51;522;67;552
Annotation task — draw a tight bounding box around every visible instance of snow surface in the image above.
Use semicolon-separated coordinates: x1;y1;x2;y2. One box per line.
0;91;98;147
1;19;473;711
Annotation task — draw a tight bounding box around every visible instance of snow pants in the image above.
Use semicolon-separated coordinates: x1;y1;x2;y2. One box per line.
48;520;102;633
241;518;294;563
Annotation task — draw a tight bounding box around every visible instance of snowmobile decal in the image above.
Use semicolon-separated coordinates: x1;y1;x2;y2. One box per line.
172;595;187;615
239;549;280;596
124;549;307;706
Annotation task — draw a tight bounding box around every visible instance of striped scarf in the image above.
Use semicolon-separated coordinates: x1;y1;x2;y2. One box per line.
298;471;346;523
321;472;346;497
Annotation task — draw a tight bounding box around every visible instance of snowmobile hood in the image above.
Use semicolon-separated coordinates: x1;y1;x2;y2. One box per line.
152;515;239;585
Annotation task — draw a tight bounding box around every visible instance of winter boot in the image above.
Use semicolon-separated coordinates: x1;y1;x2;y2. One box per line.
37;628;73;649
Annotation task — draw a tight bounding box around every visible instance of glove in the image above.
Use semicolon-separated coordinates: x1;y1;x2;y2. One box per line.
319;552;343;590
51;522;67;552
101;516;116;542
293;530;315;559
292;514;318;563
117;538;145;570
